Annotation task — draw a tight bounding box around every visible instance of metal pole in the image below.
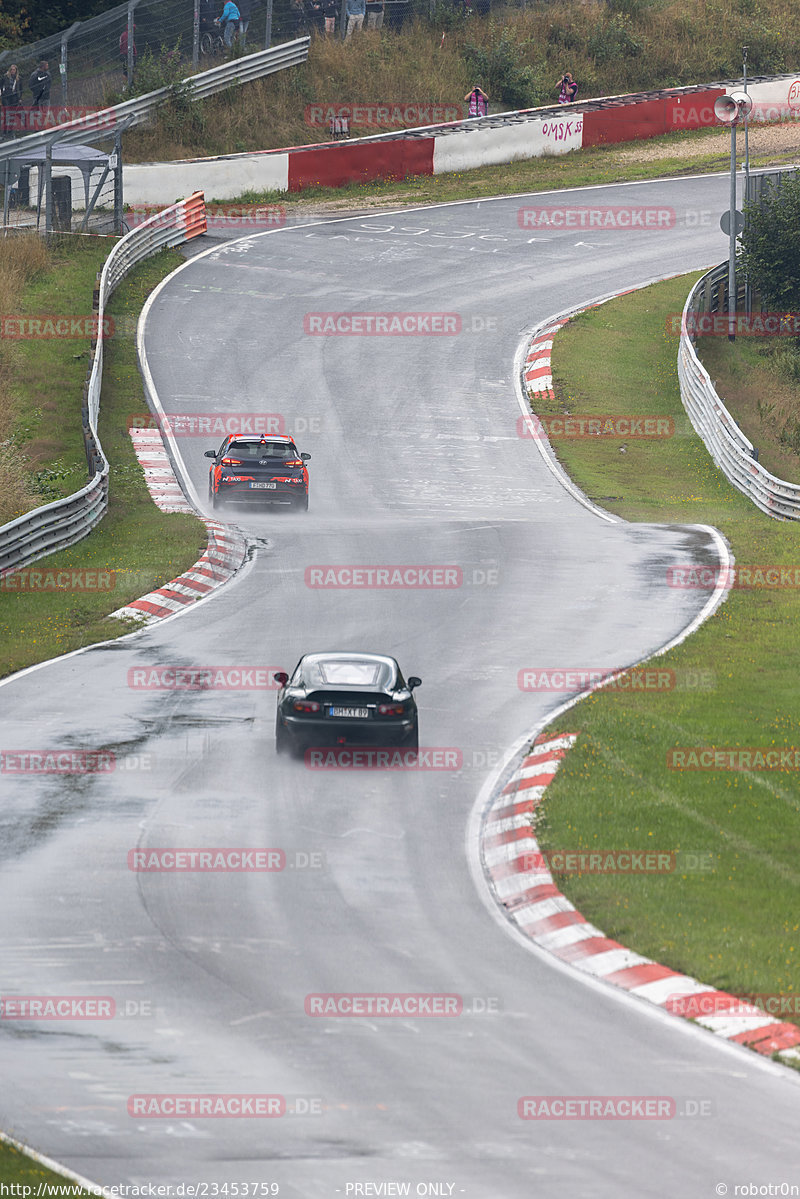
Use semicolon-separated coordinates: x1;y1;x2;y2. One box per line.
728;119;737;342
45;143;53;234
193;0;200;69
742;45;750;182
3;158;9;234
742;46;751;319
265;0;274;48
127;1;135;86
114;128;123;233
60;23;80;104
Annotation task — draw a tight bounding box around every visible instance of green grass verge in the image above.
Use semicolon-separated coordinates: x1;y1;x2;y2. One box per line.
214;125;800;213
0;1137;91;1192
0;248;207;680
13;239;110;505
531;277;800;1028
696;334;800;487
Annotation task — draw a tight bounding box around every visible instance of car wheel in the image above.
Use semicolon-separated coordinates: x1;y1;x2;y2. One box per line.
275;714;290;755
404;723;419;753
211;486;222;510
294;492;309;512
276;715;302;758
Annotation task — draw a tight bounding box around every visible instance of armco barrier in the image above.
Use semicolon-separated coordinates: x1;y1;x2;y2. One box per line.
121;71;800;204
0;39;310;169
0;192;207;577
678;262;800;521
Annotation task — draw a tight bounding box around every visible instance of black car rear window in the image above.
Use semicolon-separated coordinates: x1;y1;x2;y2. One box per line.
299;657;396;690
227;441;296;459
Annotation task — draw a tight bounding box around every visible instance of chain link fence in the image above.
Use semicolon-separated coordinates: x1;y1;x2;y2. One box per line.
0;0;426;113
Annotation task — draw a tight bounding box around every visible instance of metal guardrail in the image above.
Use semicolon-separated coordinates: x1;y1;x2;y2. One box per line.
0;191;207;576
0;38;309;165
678;261;800;521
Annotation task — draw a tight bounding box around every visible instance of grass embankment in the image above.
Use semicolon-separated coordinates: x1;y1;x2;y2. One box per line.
1;238;112;524
0;245;206;680
0;234;56;524
531;277;800;1024
697;334;800;485
0;1136;91;1194
122;0;800;163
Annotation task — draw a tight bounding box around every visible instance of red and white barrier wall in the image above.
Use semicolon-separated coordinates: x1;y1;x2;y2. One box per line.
122;73;800;206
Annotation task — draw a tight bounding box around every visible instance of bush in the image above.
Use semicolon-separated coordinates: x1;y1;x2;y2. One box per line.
463;24;541;108
127;42;187;98
739;173;800;311
587;13;644;63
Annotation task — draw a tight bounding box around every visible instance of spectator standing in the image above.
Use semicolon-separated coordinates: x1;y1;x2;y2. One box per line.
290;0;309;35
29;61;51;107
306;0;327;35
365;0;384;29
216;0;241;47
119;26;137;80
345;0;365;38
1;65;22;137
464;84;488;117
237;0;252;46
322;0;338;33
556;72;578;103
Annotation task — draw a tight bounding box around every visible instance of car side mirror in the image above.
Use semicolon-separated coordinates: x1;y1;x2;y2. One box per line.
274;671;289;687
204;449;217;458
408;677;421;690
301;452;311;461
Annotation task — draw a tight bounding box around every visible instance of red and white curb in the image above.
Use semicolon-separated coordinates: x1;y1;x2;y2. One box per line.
523;321;566;400
481;733;800;1068
110;427;247;625
125;426;194;514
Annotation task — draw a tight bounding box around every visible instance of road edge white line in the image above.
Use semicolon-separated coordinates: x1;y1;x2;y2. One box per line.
468;282;800;1082
0;1128;110;1198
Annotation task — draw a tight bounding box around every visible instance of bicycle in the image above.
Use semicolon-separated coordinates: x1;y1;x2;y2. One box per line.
200;20;237;55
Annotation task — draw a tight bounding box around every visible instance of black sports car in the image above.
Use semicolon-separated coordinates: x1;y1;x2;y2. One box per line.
205;434;310;510
275;652;421;757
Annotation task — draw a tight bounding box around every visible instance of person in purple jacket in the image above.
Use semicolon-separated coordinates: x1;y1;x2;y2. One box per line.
557;72;578;103
464;85;488;117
